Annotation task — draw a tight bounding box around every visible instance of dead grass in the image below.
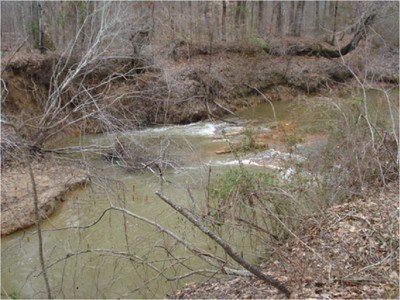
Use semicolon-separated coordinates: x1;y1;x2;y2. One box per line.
172;183;399;299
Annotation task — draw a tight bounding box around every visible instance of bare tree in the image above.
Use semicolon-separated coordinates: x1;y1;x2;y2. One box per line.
257;0;264;35
315;1;320;35
288;1;296;36
221;0;227;41
329;0;339;44
275;1;284;37
156;191;291;297
293;1;305;37
0;120;53;298
235;1;247;41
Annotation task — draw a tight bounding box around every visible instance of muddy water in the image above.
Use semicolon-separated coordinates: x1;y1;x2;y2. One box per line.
2;89;398;299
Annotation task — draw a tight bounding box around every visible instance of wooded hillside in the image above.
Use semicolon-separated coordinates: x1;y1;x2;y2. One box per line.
1;1;398;57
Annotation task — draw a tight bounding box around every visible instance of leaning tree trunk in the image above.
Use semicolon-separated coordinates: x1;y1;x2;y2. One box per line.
267;3;380;59
321;4;378;58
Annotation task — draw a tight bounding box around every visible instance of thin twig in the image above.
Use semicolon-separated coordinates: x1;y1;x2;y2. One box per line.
245;84;277;120
2;120;52;298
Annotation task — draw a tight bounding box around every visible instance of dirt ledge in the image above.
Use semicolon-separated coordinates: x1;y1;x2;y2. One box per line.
1;160;89;236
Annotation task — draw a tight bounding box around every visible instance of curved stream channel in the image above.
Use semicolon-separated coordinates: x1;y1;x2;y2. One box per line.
2;89;398;298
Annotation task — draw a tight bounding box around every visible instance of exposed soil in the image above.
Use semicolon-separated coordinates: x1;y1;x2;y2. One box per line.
0;41;397;269
154;47;352;124
1;159;89;236
171;183;399;299
0;45;354;140
1;45;341;236
2;42;397;148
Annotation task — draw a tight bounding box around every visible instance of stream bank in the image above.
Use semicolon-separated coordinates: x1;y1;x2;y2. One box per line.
1;160;89;236
0;46;353;236
1;89;397;298
1;45;355;141
172;182;399;299
1;43;398;298
1;98;333;298
2;42;396;158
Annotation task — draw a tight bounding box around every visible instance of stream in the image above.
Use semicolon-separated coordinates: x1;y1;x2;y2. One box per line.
2;89;398;299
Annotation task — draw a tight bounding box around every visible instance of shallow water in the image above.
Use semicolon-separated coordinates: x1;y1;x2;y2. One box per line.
2;88;398;299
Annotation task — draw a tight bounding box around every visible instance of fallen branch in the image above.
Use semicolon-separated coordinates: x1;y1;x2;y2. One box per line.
167;269;219;281
155;191;291;297
265;4;379;59
211;99;240;119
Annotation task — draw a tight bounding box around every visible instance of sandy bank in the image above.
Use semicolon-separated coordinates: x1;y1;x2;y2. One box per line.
1;161;89;236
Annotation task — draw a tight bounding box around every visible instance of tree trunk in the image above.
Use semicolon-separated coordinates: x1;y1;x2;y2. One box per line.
30;2;38;49
276;1;284;37
330;1;339;45
240;1;247;38
257;0;264;35
17;3;27;41
169;2;176;41
235;1;246;40
293;1;305;37
250;1;254;31
315;1;320;34
235;1;241;32
37;2;45;53
204;2;212;49
289;1;296;36
188;1;193;41
322;0;328;28
221;0;226;41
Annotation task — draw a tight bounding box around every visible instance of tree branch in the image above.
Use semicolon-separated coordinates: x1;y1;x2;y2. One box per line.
155;191;291;297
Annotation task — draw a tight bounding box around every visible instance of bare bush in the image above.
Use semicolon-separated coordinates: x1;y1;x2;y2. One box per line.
309;86;398;199
1;1;164;154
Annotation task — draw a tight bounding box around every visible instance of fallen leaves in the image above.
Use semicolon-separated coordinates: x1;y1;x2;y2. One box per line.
171;183;399;299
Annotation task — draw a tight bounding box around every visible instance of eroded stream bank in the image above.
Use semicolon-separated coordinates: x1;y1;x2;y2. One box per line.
1;95;329;298
1;41;398;298
0;96;324;236
2;85;399;298
1;46;360;146
1;162;89;236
